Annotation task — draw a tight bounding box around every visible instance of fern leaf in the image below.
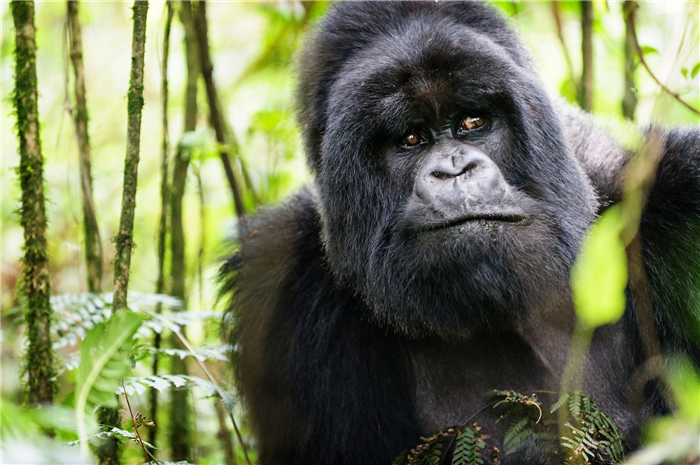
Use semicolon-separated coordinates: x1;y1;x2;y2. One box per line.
392;449;409;465
568;391;582;419
550;393;570;413
75;311;142;457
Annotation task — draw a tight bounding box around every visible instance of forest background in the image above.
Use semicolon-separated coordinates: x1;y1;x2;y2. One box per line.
1;1;699;465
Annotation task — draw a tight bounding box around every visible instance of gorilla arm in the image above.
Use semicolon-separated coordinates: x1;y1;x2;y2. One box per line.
561;109;700;362
221;190;420;465
640;127;700;362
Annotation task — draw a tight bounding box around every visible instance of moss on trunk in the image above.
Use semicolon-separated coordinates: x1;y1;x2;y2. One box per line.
12;0;57;406
113;0;149;311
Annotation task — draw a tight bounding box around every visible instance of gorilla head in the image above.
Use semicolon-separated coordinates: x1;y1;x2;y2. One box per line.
296;2;597;337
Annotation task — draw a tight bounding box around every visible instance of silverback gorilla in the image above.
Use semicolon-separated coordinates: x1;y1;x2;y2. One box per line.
221;2;700;464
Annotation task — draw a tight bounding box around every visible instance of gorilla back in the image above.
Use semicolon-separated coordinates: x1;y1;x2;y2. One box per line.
221;3;700;464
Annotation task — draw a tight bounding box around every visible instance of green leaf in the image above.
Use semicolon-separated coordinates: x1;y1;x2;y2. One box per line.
75;311;141;457
550;393;570;414
666;358;700;422
391;449;409;465
571;206;628;328
640;45;659;56
690;62;700;79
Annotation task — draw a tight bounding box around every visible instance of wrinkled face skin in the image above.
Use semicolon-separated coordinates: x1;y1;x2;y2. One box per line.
314;18;597;338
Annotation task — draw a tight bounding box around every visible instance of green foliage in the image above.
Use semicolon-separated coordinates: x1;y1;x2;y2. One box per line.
48;292;207;349
691;62;700;80
394;391;626;465
120;374;236;414
552;392;625;465
75;310;142;456
624;359;700;464
490;390;556;456
391;425;494;465
452;426;487;465
68;426;154;450
571;206;628;328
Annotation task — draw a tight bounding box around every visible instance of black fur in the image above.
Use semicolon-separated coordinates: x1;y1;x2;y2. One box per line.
221;3;700;464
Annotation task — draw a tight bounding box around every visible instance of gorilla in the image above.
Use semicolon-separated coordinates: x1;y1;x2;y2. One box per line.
221;2;700;464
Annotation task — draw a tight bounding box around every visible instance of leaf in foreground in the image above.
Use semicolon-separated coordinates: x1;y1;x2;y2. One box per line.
75;310;141;457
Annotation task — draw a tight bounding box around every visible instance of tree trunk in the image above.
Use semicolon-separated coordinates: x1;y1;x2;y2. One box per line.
113;0;149;310
103;3;149;464
149;1;174;455
67;0;103;293
11;0;57;406
167;2;198;461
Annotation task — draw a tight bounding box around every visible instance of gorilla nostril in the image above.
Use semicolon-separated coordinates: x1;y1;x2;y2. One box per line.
431;170;451;180
464;161;478;173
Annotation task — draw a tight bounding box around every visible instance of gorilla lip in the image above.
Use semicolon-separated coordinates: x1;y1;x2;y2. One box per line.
421;213;528;232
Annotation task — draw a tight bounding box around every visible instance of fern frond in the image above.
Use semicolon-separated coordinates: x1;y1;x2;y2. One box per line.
51;292;183;348
392;449;409;465
118;374;237;412
550;393;570;414
559;392;625;465
568;391;583;419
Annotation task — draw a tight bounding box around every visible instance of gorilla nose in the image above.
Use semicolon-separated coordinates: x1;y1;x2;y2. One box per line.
421;150;506;199
429;153;486;181
412;147;514;217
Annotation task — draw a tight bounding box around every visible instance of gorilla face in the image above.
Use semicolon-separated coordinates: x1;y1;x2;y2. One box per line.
304;5;597;337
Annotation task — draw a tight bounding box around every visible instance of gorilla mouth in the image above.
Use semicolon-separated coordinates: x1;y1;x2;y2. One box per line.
421;213;528;232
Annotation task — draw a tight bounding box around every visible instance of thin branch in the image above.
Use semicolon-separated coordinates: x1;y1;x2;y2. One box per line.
622;1;638;120
550;1;579;98
579;0;594;112
629;7;700;115
193;0;246;217
122;380;153;465
67;0;103;293
66;0;103;292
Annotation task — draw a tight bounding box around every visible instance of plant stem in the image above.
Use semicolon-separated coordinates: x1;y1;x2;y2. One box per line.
622;1;638;120
122;380;153;465
579;0;594;112
628;4;700;116
193;0;246;217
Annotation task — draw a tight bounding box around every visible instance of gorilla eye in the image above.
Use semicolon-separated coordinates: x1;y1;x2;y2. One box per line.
402;132;424;147
461;116;485;131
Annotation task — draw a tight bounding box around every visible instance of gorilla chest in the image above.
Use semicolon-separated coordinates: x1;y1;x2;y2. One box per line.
408;333;551;433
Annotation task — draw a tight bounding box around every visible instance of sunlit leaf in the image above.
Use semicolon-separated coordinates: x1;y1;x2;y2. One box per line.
640;45;659;56
666;358;700;422
571;206;628;328
691;62;700;80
